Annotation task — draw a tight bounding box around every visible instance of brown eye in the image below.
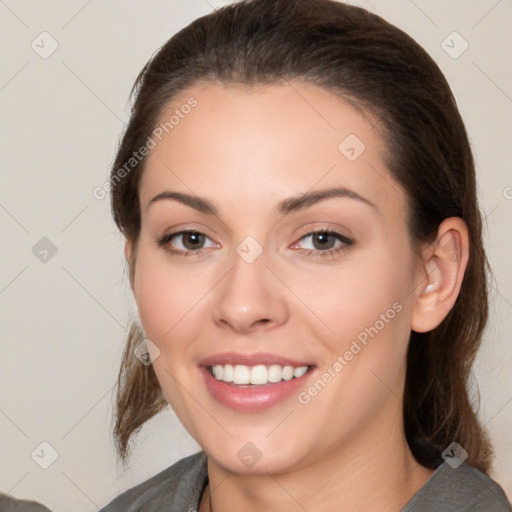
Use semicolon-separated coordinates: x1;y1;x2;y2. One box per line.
182;232;206;250
291;229;354;260
297;230;352;251
157;230;218;255
311;232;337;250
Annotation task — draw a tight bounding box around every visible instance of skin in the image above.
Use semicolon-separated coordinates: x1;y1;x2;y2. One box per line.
126;81;469;512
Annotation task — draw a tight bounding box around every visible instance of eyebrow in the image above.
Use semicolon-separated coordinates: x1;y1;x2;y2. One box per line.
146;187;377;215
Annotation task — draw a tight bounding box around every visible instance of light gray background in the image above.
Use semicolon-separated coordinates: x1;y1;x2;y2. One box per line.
1;0;511;510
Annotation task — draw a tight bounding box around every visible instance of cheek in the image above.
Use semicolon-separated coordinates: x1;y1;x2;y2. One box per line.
294;248;414;349
133;245;208;351
290;252;414;440
330;250;415;391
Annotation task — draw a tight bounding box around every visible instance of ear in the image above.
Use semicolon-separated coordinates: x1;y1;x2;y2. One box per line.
125;238;136;291
124;238;133;262
411;217;469;333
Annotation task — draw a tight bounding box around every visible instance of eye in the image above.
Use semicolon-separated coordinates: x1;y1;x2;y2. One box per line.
291;229;353;258
299;231;340;251
157;230;218;255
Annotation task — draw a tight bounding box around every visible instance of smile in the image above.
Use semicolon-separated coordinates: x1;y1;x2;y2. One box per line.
210;364;309;385
199;353;315;411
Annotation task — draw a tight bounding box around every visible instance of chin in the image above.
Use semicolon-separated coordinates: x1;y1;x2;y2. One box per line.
199;433;311;476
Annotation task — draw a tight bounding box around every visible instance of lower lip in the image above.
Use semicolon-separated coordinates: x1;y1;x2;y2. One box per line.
200;366;313;412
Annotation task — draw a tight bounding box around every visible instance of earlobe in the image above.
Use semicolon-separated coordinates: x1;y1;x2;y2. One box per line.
411;218;469;333
125;239;133;262
125;238;136;291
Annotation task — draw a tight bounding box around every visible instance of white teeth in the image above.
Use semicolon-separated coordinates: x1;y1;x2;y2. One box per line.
212;365;223;380
293;366;308;378
282;366;294;381
222;364;234;383
233;365;250;384
211;363;309;385
268;365;283;383
250;365;268;385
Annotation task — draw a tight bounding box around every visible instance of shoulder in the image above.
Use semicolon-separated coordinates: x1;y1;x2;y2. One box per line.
0;494;52;512
99;451;208;512
402;461;512;512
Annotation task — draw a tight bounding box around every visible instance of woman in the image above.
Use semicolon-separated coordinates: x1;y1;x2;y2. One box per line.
99;0;512;510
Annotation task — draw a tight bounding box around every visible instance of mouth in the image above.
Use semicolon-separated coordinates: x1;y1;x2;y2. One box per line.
199;353;315;411
208;363;310;385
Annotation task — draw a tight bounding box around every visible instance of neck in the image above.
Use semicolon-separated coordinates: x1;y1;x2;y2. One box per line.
201;404;434;512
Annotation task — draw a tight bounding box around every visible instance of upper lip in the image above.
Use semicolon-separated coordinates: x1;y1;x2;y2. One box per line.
200;352;312;367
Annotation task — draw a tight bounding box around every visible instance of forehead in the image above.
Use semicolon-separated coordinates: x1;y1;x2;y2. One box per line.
139;81;405;221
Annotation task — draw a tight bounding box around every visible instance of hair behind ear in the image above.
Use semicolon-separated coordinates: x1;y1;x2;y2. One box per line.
113;322;167;463
403;241;494;473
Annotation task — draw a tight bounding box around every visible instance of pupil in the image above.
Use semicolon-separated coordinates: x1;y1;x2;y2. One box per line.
314;233;334;250
184;233;204;250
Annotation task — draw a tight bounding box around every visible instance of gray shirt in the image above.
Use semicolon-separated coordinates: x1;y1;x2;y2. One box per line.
98;451;512;511
0;494;52;512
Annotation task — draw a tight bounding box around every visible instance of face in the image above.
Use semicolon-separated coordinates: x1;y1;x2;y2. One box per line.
129;81;424;474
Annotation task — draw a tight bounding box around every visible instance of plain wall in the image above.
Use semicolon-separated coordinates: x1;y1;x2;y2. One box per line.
1;1;511;510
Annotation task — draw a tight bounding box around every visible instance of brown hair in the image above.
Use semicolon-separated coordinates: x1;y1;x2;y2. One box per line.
110;0;493;470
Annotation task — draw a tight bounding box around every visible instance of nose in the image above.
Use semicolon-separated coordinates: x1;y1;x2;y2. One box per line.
211;247;289;334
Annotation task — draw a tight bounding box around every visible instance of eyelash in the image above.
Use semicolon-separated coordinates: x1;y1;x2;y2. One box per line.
156;228;353;259
156;230;213;258
294;228;353;259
